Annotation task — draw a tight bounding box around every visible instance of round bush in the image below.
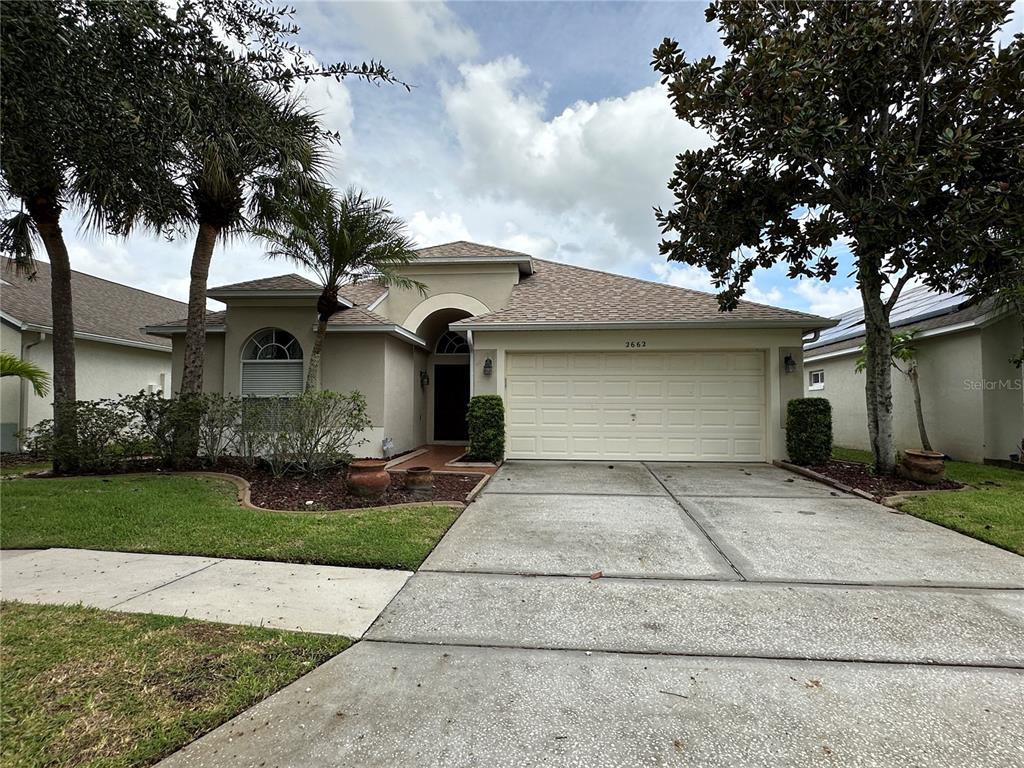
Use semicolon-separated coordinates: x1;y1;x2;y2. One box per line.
785;398;833;465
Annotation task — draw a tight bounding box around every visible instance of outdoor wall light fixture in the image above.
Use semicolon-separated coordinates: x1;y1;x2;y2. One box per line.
483;357;493;376
420;370;430;388
784;354;797;374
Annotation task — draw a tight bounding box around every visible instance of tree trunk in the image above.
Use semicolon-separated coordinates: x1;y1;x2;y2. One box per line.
305;318;328;391
30;200;77;473
179;221;219;395
907;365;932;451
859;265;897;475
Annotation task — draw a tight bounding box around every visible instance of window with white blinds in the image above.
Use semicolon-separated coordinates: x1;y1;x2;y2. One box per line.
241;329;304;397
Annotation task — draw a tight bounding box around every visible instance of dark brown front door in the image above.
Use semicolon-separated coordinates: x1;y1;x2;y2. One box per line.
433;363;470;441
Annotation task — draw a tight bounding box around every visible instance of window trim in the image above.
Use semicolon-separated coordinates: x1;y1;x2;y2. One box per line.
241;328;304;397
808;369;825;391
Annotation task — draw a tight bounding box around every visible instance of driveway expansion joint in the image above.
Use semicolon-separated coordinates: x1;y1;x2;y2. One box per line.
409;568;1024;592
642;461;746;580
363;637;1024;673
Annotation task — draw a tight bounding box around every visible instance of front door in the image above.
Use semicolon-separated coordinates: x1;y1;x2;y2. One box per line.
433;363;470;441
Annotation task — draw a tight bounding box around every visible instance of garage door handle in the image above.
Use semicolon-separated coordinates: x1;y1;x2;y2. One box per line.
630;413;637;422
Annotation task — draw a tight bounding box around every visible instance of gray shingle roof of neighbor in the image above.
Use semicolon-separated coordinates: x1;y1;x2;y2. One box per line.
451;258;836;328
2;258;186;348
804;286;997;357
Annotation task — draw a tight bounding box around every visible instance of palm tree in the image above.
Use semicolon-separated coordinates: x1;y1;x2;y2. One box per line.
254;187;425;391
0;353;50;397
175;66;329;396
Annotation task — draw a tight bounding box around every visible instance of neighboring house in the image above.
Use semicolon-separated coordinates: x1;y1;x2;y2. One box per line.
1;260;186;452
146;241;834;462
803;286;1023;463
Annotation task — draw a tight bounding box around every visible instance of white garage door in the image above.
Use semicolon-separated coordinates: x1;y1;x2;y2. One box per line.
505;351;766;461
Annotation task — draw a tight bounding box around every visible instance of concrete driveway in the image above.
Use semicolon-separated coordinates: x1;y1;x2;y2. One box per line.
162;461;1024;768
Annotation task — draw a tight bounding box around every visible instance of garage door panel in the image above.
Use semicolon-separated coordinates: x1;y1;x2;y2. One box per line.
506;351;766;461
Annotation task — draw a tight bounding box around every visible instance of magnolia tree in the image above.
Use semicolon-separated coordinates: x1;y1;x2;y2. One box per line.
652;1;1023;473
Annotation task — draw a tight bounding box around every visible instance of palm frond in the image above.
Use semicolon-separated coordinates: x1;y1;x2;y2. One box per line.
0;352;50;396
0;211;40;277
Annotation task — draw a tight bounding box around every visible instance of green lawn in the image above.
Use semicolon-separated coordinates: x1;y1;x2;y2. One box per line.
0;474;460;570
0;601;349;768
0;459;52;476
832;446;1024;555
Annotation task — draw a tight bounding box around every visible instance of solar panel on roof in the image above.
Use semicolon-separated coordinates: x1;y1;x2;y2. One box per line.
805;286;968;350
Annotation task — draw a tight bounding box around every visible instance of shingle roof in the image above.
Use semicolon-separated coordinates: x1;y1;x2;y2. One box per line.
208;273;320;292
146;280;390;332
414;241;533;261
452;258;834;328
2;259;186;348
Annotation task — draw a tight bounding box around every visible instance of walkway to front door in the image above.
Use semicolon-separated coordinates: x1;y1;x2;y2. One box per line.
159;461;1024;767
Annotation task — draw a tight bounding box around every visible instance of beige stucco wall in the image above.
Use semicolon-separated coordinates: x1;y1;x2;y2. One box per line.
3;325;172;451
980;316;1024;461
171;334;225;395
383;335;428;454
375;263;521;331
804;329;989;462
472;327;807;462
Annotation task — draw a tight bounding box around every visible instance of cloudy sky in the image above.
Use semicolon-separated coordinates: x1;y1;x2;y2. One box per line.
56;0;1023;318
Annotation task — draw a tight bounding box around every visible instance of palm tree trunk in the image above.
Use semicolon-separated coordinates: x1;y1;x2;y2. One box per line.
908;365;932;451
30;199;77;473
859;263;896;475
179;221;219;395
305;318;328;391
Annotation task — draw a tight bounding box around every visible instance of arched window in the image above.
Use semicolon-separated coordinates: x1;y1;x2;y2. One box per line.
435;330;469;354
241;329;303;396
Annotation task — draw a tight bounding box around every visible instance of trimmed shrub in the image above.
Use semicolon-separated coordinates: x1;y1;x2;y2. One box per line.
122;390;205;468
466;395;505;463
785;397;833;465
237;391;371;477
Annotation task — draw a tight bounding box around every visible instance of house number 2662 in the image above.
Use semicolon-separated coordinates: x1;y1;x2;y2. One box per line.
625;340;647;349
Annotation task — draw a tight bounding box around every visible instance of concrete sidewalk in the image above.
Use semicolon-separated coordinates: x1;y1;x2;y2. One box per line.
0;548;410;636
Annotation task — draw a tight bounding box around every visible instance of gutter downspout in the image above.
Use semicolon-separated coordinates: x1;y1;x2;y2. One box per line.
19;331;47;451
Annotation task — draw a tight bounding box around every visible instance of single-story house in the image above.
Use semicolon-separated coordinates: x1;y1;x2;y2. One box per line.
146;241;834;462
803;285;1023;463
1;259;186;452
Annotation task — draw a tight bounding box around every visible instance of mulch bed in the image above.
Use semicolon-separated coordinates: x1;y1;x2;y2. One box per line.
214;459;482;511
804;459;963;499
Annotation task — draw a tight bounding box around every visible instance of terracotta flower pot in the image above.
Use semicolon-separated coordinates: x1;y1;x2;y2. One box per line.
404;466;434;499
900;449;946;485
348;459;391;498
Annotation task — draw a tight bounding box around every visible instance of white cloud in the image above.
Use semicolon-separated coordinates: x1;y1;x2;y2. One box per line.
408;211;472;246
650;261;716;293
793;280;862;317
339;2;479;68
442;57;710;260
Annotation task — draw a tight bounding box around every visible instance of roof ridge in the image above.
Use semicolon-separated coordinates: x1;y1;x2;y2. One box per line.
415;240;532;258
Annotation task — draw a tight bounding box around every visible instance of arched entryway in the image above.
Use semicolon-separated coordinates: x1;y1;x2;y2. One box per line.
414;308;473;443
